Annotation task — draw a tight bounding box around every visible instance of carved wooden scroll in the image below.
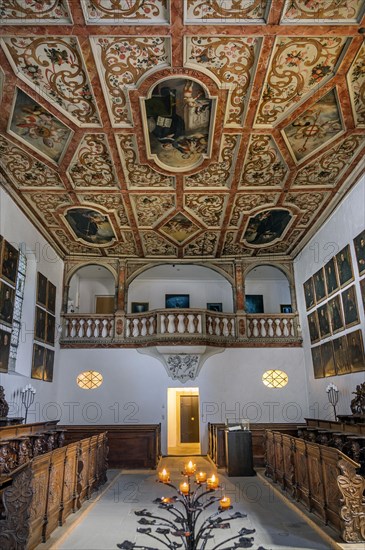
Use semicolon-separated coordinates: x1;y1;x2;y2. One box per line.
337;458;365;542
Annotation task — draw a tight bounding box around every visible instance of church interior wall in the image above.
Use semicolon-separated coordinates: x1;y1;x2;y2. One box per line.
294;174;365;418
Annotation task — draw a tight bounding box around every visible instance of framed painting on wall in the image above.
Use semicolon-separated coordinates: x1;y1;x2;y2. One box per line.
245;294;264;314
307;311;320;344
333;336;351;375
0;329;11;373
313;268;326;303
31;344;45;380
353;229;365;276
311;346;324;379
303;277;315;310
207;303;222;312
347;329;365;373
46;313;55;345
360;278;365;313
43;349;54;382
321;341;335;377
341;285;359;328
34;306;46;341
324;257;339;296
37;272;48;307
165;295;189;309
0;281;15;326
336;244;354;288
47;281;56;313
317;303;331;339
131;302;149;313
1;240;19;284
280;304;292;313
328;295;344;334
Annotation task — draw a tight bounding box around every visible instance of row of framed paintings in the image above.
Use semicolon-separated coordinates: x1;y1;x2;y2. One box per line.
37;272;56;314
312;329;365;378
31;344;54;382
304;228;365;311
34;307;55;345
308;281;365;344
131;296;224;313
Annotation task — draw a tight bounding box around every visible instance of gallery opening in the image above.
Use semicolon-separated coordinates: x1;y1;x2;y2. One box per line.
0;1;365;549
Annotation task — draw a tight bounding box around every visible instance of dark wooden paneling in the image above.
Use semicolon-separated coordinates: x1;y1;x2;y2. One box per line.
0;420;59;441
60;424;161;469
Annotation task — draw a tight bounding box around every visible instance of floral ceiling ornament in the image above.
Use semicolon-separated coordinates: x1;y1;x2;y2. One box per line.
0;0;72;23
229;193;279;228
348;42;365;127
281;0;365;23
2;37;100;127
184;194;226;227
83;0;169;24
91;36;171;127
255;36;348;127
240;135;288;188
184;231;219;257
131;194;176;227
185;0;269;24
141;231;177;257
185;36;261;126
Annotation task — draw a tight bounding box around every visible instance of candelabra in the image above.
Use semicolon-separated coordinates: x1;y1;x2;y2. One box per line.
21;384;36;424
117;461;267;550
326;383;339;421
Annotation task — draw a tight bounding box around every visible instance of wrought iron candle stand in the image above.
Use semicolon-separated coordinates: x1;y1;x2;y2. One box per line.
21;384;36;424
117;462;267;550
326;383;339;421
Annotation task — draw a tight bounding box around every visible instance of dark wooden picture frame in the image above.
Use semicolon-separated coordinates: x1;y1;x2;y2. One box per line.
46;313;55;345
37;272;48;307
347;329;365;373
333;335;351;376
165;294;190;309
321;341;335;377
317;303;331;339
1;240;19;284
360;278;365;313
280;304;292;313
341;285;359;328
313;268;326;304
328;294;344;334
207;303;222;312
0;328;11;373
336;244;354;288
307;311;320;344
353;229;365;276
31;343;45;380
311;345;324;379
0;281;15;326
131;302;149;313
324;257;339;297
303;277;315;310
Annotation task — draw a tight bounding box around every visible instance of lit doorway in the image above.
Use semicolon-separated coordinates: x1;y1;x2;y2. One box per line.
167;387;201;456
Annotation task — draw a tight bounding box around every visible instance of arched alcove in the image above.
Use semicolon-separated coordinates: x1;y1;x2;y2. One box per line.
68;265;116;314
245;265;291;314
127;264;234;313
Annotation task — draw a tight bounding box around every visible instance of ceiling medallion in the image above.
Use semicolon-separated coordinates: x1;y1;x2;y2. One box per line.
242;208;293;247
63;207;116;246
141;77;216;172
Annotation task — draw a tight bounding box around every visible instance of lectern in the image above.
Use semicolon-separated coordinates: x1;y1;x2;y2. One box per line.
224;424;256;477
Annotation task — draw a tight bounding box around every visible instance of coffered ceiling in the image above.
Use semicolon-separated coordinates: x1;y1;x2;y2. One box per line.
0;0;364;261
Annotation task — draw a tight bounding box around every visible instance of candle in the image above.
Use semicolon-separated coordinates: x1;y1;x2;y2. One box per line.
162;497;172;504
184;460;196;475
158;469;170;483
207;474;218;489
219;496;231;509
195;471;207;483
179;481;189;495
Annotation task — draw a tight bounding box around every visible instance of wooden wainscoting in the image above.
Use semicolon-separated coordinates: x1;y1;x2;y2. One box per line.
60;424;161;469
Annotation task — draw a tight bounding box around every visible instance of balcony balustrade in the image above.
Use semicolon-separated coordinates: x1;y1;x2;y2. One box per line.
61;309;301;348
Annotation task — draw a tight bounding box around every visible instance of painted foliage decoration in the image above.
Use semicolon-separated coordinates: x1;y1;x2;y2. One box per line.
348;43;365;127
240;135;288;188
2;37;100;127
185;0;269;23
281;0;365;22
143;78;214;171
82;0;169;24
0;0;72;23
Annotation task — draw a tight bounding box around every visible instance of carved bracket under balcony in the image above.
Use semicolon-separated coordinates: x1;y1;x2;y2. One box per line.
137;346;224;383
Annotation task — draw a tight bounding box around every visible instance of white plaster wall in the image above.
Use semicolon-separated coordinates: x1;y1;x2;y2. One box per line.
294;174;365;419
128;278;234;312
0;188;64;420
54;346;308;454
78;279;115;313
245;280;291;313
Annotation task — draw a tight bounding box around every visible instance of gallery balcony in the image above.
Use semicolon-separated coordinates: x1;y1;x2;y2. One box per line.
60;309;302;348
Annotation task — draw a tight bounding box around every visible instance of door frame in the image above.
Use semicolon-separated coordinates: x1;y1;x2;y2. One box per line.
176;390;200;446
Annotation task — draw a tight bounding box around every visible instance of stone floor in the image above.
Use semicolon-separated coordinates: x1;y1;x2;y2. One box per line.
41;457;342;550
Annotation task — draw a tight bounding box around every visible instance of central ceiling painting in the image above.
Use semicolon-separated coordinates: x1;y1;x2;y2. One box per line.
143;78;214;171
0;1;364;261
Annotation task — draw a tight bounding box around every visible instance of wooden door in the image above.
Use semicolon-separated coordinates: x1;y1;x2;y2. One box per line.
95;296;114;314
180;395;199;443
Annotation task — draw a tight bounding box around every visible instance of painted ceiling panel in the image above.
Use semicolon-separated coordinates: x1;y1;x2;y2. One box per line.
254;36;348;127
0;0;364;260
2;37;101;127
239;135;288;188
